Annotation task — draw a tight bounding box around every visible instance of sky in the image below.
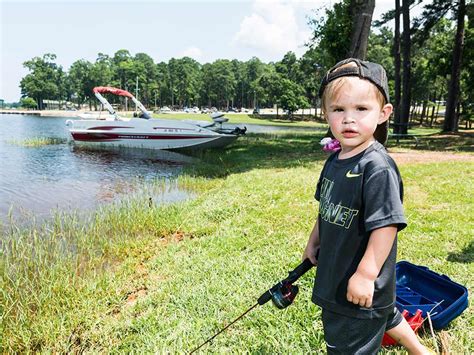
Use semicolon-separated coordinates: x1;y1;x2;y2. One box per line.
0;0;428;102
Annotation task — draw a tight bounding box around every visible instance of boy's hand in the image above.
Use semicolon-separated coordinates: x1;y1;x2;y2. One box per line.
346;271;375;308
302;244;319;266
303;221;320;266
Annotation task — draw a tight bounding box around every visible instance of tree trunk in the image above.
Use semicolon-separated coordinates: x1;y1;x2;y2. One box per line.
444;0;466;132
429;92;437;127
457;101;462;127
410;101;416;122
400;0;411;135
314;97;318;119
430;105;436;127
420;99;428;125
435;98;441;122
393;0;402;134
348;0;376;59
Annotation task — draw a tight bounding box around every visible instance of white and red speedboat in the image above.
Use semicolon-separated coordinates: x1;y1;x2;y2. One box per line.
67;87;245;150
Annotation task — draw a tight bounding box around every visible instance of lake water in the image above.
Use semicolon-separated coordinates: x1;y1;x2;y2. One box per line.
0;114;321;226
0;114;193;225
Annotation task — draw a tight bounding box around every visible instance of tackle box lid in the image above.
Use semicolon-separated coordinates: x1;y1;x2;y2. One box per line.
395;261;468;329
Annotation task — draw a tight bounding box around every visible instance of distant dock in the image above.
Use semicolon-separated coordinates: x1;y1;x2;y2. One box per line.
0;110;80;117
0;110;41;115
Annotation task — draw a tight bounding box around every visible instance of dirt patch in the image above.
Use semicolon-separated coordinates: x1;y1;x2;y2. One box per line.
170;230;186;242
135;262;148;277
158;230;195;246
388;150;474;165
125;286;148;307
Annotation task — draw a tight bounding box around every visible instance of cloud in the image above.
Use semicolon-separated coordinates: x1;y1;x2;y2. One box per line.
178;46;203;60
233;0;320;58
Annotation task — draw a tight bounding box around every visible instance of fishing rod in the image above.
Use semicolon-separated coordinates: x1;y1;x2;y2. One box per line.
189;257;316;354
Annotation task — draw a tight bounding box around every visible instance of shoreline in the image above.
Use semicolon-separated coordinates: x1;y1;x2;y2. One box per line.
0;109;123;118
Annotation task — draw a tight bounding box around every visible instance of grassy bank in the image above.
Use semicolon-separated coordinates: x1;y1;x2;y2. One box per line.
151;112;327;128
1;131;473;353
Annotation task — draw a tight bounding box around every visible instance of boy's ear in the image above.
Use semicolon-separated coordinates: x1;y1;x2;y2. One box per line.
378;103;393;124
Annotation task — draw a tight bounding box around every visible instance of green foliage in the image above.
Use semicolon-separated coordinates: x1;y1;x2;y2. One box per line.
277;78;309;115
411;18;454;104
20;53;64;109
307;0;352;68
168;57;201;107
460;4;474;123
19;97;37;109
68;59;95;106
275;51;300;83
200;59;236;108
367;27;394;78
412;0;456;45
245;57;266;108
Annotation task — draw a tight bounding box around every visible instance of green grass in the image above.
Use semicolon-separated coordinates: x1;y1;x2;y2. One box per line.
387;130;474;152
403;127;441;136
150;112;327;128
7;137;66;147
0;130;473;353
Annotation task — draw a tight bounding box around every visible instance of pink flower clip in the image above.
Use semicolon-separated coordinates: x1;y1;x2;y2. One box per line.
320;137;341;152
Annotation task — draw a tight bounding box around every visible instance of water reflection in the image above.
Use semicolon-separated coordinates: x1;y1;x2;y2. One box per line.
0;114;195;225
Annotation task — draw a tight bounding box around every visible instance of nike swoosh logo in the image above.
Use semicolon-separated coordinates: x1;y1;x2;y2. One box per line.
346;170;362;178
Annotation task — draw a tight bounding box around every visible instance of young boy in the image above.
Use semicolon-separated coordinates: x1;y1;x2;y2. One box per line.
302;58;430;354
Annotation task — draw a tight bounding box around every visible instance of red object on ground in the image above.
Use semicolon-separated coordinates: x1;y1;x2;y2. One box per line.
382;309;424;346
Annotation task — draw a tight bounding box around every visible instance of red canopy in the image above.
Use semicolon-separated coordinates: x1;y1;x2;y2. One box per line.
93;86;133;98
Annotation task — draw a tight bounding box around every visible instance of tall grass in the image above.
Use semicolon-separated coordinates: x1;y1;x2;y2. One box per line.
1;131;472;353
7;137;66;147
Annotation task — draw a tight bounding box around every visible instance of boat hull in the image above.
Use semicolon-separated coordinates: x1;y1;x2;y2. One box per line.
68;118;239;150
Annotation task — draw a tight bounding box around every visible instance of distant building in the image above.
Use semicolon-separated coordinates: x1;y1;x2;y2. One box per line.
42;99;74;110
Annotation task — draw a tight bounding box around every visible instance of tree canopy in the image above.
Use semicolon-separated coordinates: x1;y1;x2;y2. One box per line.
19;1;472;128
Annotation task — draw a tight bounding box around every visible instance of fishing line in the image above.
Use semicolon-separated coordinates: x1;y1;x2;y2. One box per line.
189;257;317;353
189;303;259;354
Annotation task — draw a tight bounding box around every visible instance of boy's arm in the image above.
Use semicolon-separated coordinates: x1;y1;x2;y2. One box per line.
346;225;397;308
302;219;320;265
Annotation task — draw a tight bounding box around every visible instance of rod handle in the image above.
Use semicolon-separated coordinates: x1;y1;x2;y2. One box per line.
285;258;315;284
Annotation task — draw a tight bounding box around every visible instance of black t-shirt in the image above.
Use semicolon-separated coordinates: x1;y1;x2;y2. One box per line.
312;141;407;319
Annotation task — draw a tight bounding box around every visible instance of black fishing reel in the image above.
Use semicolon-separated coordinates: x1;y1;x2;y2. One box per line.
269;281;299;309
257;258;314;309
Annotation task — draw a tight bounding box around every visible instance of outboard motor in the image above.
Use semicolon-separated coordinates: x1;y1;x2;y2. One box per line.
210;111;229;124
209;111;246;135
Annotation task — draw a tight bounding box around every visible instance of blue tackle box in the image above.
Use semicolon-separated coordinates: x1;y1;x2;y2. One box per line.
395;261;468;329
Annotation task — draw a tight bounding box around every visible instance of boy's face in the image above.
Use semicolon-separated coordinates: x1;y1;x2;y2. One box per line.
325;77;392;157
